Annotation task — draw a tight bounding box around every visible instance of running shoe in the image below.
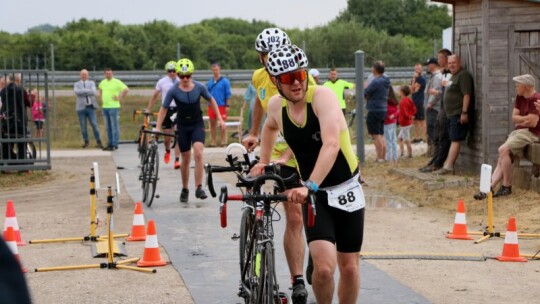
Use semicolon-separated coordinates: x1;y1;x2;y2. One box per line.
180;188;189;203
195;185;207;199
291;283;308;304
164;151;171;164
174;160;180;169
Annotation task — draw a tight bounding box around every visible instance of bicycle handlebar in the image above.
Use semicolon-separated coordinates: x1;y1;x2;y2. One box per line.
142;129;175;136
204;143;258;198
132;109;159;121
218;183;317;228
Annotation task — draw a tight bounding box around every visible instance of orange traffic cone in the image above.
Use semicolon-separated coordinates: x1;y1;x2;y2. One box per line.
3;200;25;246
496;217;527;262
4;226;27;273
126;202;146;241
446;199;473;240
137;220;166;267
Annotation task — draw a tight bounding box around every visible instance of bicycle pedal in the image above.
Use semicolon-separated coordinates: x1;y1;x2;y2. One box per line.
231;233;240;241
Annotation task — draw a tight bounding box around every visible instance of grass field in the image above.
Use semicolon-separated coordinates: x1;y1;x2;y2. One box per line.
47;93;247;149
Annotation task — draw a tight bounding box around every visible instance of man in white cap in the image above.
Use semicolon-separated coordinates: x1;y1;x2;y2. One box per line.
474;74;540;199
309;68;320;84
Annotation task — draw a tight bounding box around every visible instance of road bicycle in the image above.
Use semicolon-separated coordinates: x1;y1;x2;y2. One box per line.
205;145;316;304
133;110;159;166
139;129;175;207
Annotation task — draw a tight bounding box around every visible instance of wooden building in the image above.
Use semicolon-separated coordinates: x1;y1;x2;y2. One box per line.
433;0;540;182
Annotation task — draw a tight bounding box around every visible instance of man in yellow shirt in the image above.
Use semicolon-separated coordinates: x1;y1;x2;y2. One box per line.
324;68;355;114
242;28;315;304
98;68;128;151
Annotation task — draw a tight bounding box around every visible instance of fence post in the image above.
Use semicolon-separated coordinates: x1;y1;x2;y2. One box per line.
354;51;365;163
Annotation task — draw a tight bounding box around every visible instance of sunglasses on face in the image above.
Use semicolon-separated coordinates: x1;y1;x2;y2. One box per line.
179;74;192;79
277;70;307;85
167;70;176;73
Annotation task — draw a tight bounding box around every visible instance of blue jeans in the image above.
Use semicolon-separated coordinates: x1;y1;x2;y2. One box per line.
77;107;102;143
384;123;398;161
102;108;120;147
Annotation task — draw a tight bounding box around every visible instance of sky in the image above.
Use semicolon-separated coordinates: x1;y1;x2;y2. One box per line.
0;0;349;34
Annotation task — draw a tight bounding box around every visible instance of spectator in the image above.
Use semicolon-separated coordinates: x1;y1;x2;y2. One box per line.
0;238;32;304
309;68;320;84
243;82;257;131
365;61;390;162
424;58;443;156
324;67;355;114
398;85;416;159
0;74;31;161
74;69;103;149
0;76;5;109
147;61;181;169
384;87;399;162
419;49;453;173
207;62;231;147
98;68;128;151
411;63;426;143
30;89;46;138
435;55;474;175
474;74;540;199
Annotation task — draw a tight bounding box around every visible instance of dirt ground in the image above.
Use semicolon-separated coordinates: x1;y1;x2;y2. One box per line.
2;153;540;304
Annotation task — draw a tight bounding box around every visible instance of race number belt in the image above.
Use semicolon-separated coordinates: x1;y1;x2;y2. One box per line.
320;174;365;212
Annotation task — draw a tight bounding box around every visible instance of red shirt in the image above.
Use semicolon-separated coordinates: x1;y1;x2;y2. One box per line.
384;102;398;125
515;92;540;136
398;97;416;127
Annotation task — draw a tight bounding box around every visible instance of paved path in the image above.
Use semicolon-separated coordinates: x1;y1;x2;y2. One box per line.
52;145;430;303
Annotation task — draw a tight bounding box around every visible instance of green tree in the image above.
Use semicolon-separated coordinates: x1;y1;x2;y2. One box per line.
339;0;451;38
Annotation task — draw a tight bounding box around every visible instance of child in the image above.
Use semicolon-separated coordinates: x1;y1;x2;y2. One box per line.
384;87;399;162
398;85;416;158
31;89;46;138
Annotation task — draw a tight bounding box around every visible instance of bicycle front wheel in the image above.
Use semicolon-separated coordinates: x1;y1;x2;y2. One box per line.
258;242;277;304
239;207;255;280
138;131;147;166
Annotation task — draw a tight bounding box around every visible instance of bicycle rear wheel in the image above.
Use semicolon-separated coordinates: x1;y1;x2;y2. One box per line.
143;149;159;207
143;148;159;207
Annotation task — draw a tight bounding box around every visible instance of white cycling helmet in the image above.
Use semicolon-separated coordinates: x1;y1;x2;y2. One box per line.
266;45;309;77
255;28;291;53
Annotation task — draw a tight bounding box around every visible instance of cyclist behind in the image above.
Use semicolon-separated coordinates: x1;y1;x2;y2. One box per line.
147;61;181;169
242;28;315;304
252;45;365;304
155;58;225;203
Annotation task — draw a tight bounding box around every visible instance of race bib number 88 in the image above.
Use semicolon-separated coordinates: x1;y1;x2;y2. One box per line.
326;178;365;212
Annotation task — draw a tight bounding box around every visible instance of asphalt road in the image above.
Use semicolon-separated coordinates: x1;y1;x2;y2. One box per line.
113;143;430;304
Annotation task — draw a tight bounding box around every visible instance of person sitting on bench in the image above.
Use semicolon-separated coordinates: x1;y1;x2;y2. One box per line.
474;74;540;199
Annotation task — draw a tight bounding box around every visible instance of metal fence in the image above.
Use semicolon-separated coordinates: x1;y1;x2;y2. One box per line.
50;67;415;87
0;70;51;171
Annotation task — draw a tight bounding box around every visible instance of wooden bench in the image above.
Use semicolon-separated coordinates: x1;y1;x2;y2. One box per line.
203;107;244;144
524;142;540;178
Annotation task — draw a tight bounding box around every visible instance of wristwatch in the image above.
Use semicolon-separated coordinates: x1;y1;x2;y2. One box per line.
304;180;319;193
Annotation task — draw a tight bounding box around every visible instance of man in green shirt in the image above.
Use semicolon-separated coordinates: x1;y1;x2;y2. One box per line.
323;68;355;114
98;68;128;151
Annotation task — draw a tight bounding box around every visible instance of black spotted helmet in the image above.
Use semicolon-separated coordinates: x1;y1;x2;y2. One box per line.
266;45;309;77
255;28;291;53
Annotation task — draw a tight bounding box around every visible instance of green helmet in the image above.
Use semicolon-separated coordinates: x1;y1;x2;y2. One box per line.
176;58;194;75
164;61;177;71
